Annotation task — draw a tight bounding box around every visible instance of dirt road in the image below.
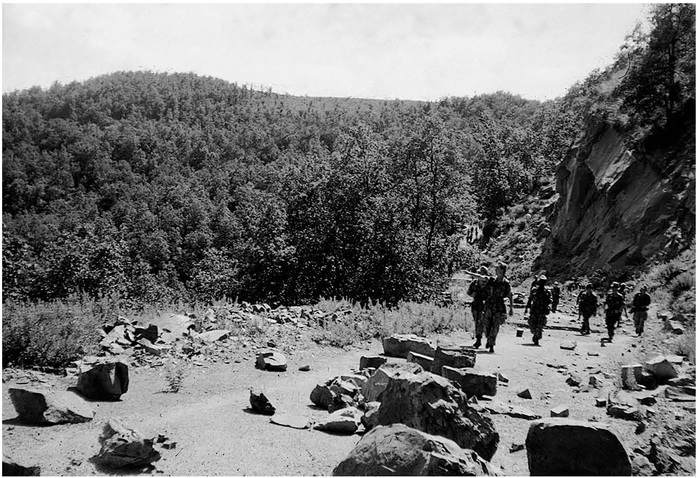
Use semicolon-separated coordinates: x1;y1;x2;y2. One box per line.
1;304;684;475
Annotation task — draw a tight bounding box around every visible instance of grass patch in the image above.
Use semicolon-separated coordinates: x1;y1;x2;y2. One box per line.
2;298;107;368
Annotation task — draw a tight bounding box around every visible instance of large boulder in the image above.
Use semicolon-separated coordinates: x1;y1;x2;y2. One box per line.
372;371;499;460
644;355;678;381
333;424;497;476
526;418;632;475
430;345;476;374
76;360;129;400
9;388;95;425
407;351;434;372
314;407;362;435
249;389;276;415
442;366;497;397
255;350;287;372
94;419;161;468
359;356;387;370
382;334;435;359
2;454;40;476
310;383;336;409
361;362;423;402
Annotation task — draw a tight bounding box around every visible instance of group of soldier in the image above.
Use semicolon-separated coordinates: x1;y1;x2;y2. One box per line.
466;263;653;349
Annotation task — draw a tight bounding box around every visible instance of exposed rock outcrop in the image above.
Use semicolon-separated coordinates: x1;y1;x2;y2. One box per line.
539;102;695;274
333;424;497;476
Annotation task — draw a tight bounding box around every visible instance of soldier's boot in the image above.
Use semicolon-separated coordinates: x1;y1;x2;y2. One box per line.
488;345;495;353
533;337;539;346
473;337;482;349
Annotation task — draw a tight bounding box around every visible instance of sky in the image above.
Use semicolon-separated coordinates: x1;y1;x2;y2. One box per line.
2;3;650;101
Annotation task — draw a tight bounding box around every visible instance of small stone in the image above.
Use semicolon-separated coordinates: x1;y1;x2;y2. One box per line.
516;329;524;338
95;419;160;468
298;365;310;372
589;375;604;389
566;373;582;387
162;442;177;450
595;398;607;407
359;356;387;370
510;443;525;453
517;389;532;399
587;351;599;357
560;341;577;351
255;350;287;372
496;372;509;383
550;405;569;417
249;389;276;415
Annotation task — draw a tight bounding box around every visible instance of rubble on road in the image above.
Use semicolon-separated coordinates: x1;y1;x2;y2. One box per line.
314;407;363;434
76;359;129;400
526;419;632;475
94;419;161;468
382;334;435;359
333;424;497;476
255;350;287;372
9;388;95;425
249;389;276;415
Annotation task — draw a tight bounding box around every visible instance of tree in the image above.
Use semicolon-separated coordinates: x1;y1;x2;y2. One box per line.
616;4;696;125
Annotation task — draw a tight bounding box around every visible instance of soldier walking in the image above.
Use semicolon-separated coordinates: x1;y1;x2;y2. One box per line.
551;282;561;313
576;284;598;335
631;285;652;336
524;275;551;346
481;261;514;353
604;282;627;342
467;266;490;348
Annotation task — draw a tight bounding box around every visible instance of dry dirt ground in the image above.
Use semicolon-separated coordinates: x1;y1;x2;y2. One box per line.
2;296;694;476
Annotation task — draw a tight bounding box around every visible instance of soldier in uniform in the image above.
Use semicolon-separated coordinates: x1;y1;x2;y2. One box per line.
482;261;514;353
551;282;561;313
631;285;652;336
576;283;598;335
467;266;490;348
524;275;551;346
605;282;627;342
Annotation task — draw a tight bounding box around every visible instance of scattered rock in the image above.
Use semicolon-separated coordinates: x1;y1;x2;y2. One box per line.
481;402;541;420
665;386;696;402
249;389;276;415
559;341;577;351
270;413;310;430
314;407;362;435
631;454;655;476
328;394;357;414
607;404;643;421
255;350;287;372
526;418;632;475
441;366;497;397
298;365;310;372
639;395;657;406
550;406;569;418
382;334;435;359
359;356;387;371
430;345;476;373
516;328;524;338
195;329;230;343
664;320;686;335
360;402;381;431
644;355;678;381
566;373;582;387
360;362;422;402
517;388;532;399
588;375;604;389
94;419;161;468
2;454;40;476
76;360;129;400
372;371;499;460
510;443;525;453
333;424;497;476
496;372;509;383
595;397;607;407
587;351;599;357
310;383;336;410
667;375;694;387
406;351;434;372
621;364;644;391
8;388;95;425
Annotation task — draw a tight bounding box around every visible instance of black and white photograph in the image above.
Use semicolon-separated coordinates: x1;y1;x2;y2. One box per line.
2;2;695;476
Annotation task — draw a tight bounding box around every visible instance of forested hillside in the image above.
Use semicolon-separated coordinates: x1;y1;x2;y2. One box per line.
2;73;578;306
3;4;694;310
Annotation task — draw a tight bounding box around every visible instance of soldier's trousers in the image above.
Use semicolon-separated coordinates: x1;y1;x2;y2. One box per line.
633;310;648;335
606;312;621;339
471;305;484;338
483;309;506;348
528;313;547;341
580;313;593;334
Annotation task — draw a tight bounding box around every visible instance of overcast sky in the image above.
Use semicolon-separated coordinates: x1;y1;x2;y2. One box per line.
2;3;649;101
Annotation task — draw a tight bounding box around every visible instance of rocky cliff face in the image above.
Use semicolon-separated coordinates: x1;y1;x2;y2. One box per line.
538;101;695;276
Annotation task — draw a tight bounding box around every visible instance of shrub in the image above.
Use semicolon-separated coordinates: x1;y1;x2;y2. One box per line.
164;362;186;393
2;298;104;368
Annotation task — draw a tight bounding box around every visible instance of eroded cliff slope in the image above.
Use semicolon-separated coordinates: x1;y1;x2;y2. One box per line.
538;101;695;276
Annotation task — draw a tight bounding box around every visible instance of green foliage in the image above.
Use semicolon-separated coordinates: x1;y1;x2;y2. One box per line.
2;298;103;367
2;72;577;306
615;4;696;127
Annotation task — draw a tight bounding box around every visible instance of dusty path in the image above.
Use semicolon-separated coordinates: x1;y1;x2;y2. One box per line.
1;304;681;475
